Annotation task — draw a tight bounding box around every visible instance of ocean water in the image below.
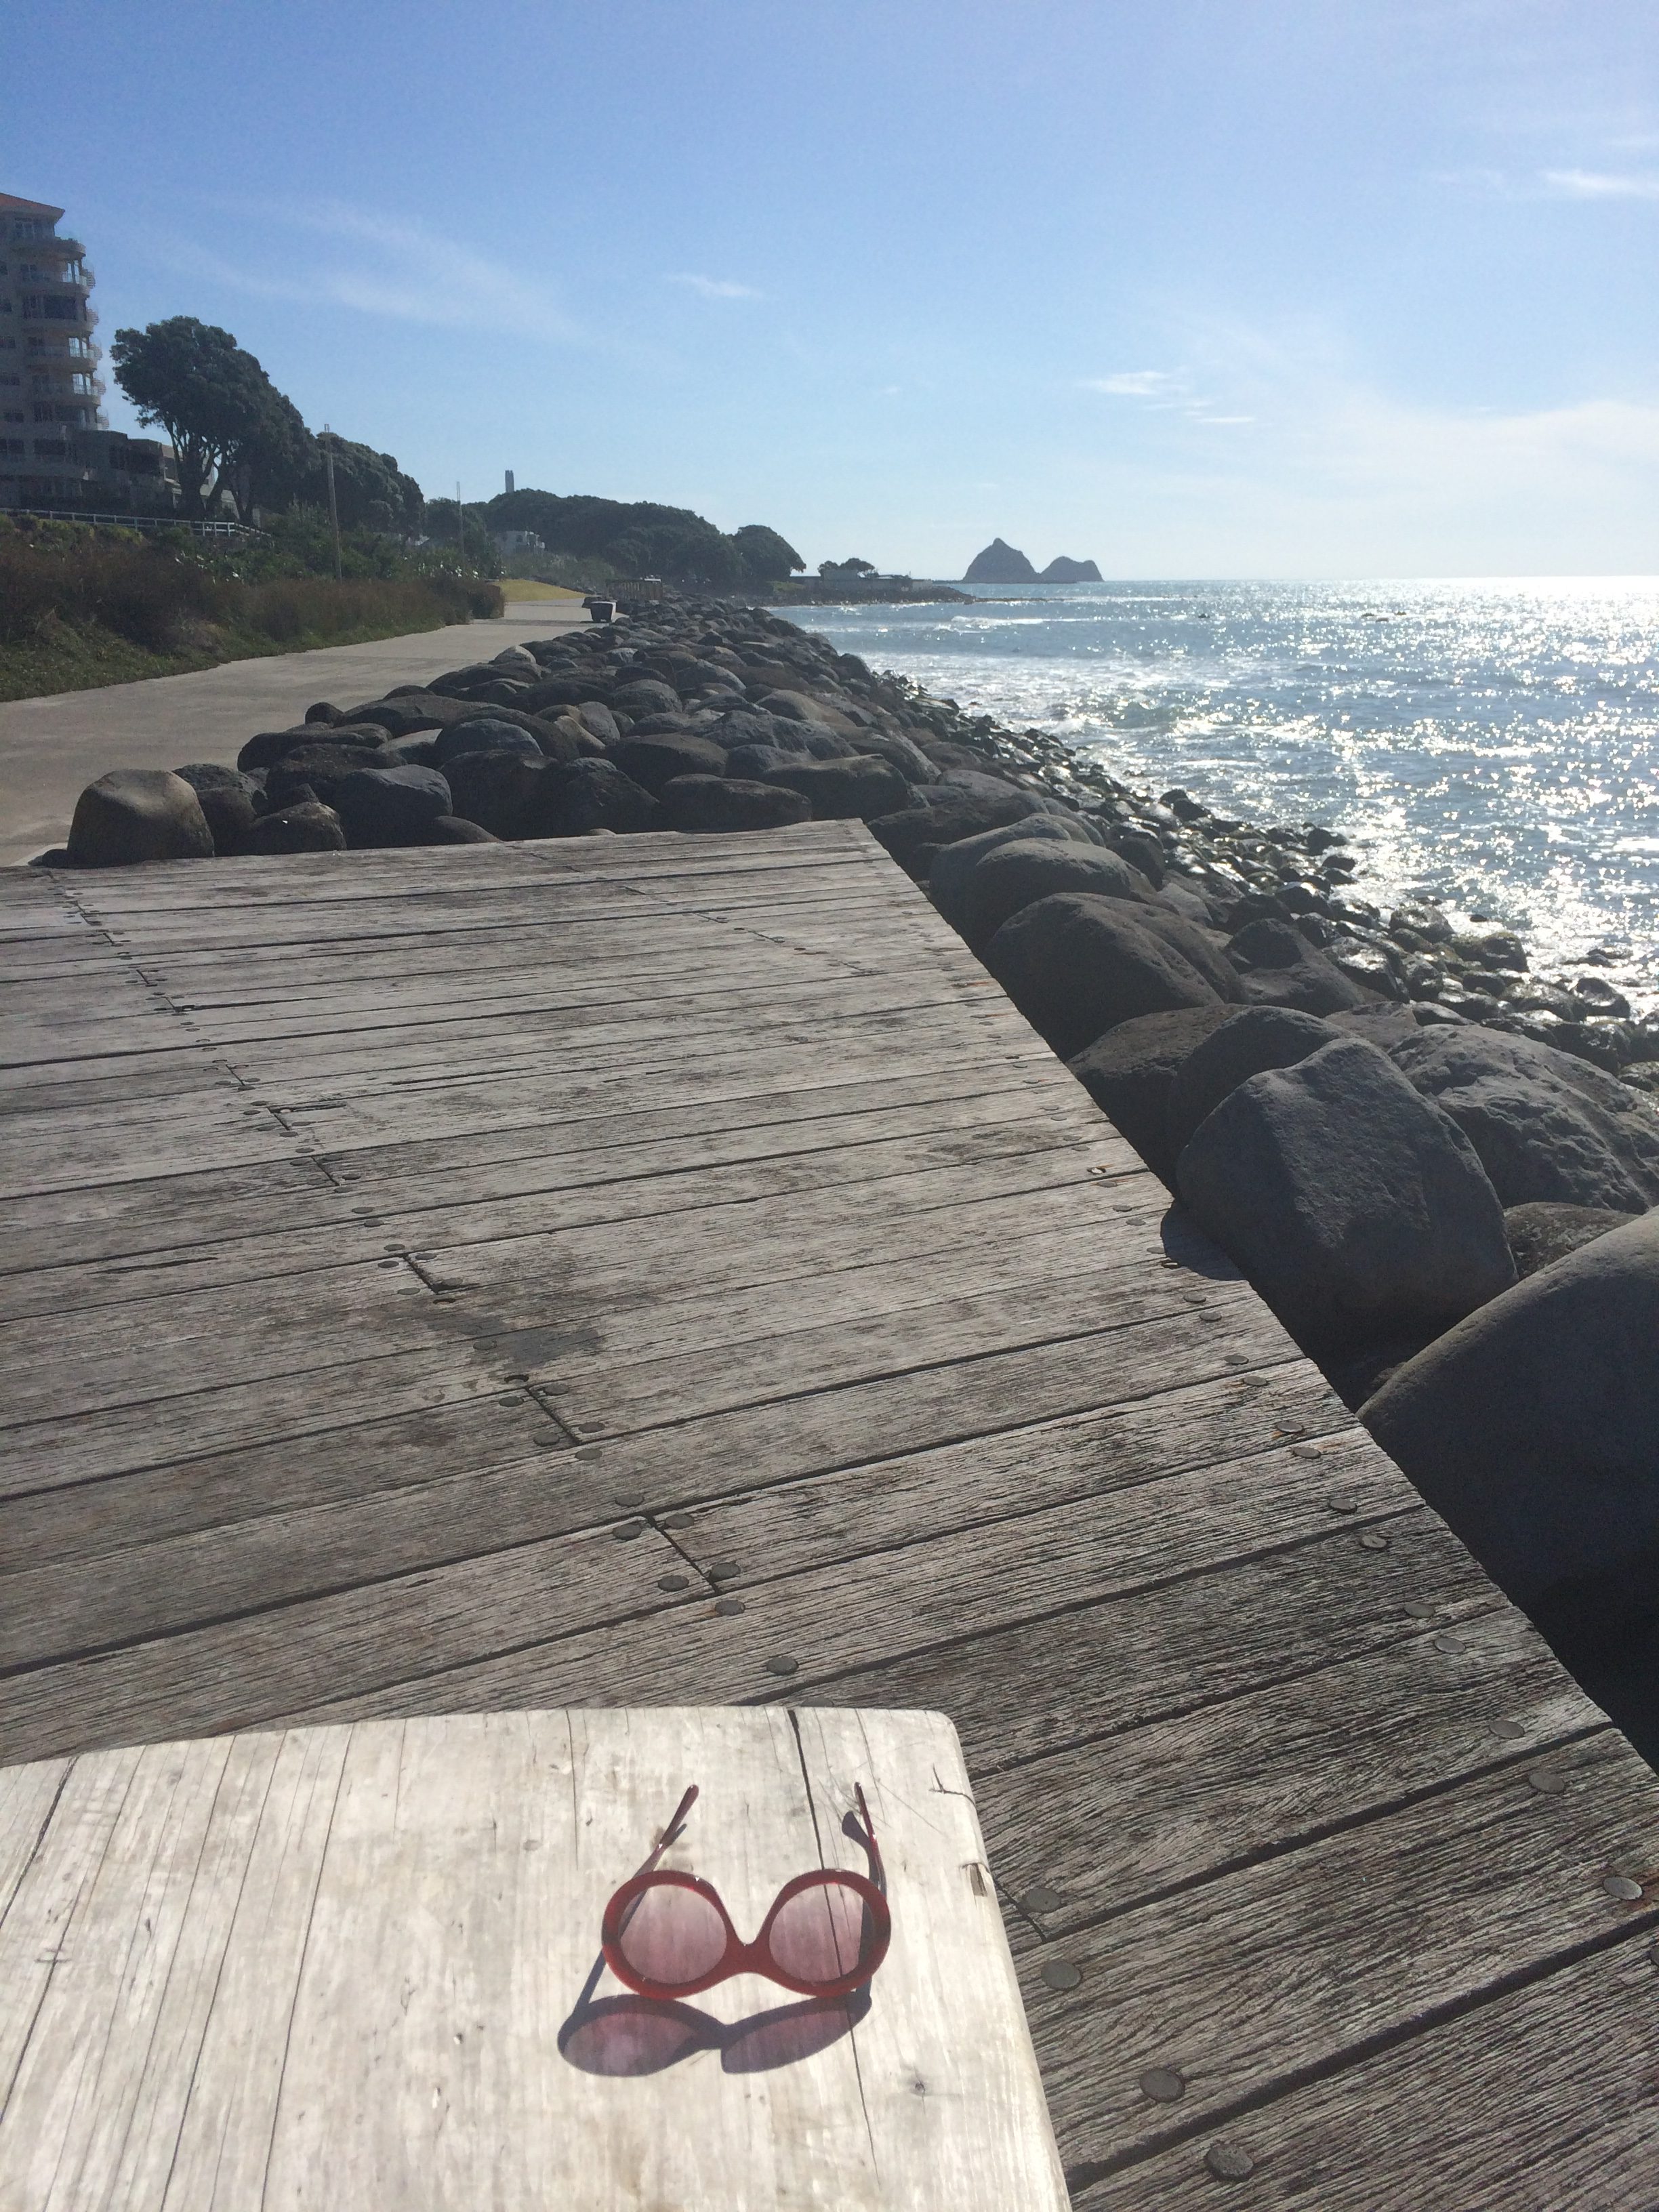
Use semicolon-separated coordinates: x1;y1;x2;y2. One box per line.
782;579;1659;1008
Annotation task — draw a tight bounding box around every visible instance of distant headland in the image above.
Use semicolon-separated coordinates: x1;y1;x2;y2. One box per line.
964;538;1103;586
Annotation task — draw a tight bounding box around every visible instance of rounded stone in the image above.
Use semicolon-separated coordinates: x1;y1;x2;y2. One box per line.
1139;2066;1187;2104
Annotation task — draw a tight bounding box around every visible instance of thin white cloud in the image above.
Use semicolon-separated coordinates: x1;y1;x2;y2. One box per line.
1080;370;1185;397
1540;167;1659;200
151;201;594;349
1191;415;1254;426
669;272;762;300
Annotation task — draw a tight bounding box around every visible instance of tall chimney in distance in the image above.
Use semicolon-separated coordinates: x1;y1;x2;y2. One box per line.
505;469;514;494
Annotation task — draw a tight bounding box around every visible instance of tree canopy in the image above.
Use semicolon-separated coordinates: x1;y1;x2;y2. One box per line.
109;318;315;520
482;489;802;588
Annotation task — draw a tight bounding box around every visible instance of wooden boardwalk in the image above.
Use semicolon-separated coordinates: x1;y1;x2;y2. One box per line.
3;820;1656;2205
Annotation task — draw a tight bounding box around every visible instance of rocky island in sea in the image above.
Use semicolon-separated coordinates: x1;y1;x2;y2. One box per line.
963;538;1103;584
41;584;1659;1758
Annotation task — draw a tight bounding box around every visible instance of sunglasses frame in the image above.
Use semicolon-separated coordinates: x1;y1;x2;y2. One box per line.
600;1784;891;2001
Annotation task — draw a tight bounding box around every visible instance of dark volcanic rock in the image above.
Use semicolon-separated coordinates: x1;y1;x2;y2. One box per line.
1364;1211;1659;1635
928;816;1103;929
237;724;390;773
539;759;659;837
1229;916;1377;1015
265;742;397;812
443;750;548;840
756;754;914;822
1068;1004;1238;1183
1165;1007;1344;1165
986;892;1224;1058
1391;1027;1659;1212
956;839;1156;951
964;537;1038;584
657;777;812;834
870;785;1044;875
1176;1036;1515;1351
434;718;545;768
173;764;258;857
424;814;499;845
245;800;346;855
68;770;213;867
333;765;453;848
846;729;939;784
609;677;684;720
611;733;732;796
1504;1201;1638;1279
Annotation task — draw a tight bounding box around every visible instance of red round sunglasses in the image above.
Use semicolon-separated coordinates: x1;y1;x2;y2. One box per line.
600;1782;890;2001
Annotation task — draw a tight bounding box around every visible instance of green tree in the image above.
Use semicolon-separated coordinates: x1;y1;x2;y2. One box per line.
109;318;290;518
308;436;425;533
819;556;877;580
733;525;805;583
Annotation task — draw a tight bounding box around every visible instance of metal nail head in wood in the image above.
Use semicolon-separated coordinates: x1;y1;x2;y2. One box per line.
1139;2066;1187;2103
1204;2141;1255;2179
1040;1959;1081;1990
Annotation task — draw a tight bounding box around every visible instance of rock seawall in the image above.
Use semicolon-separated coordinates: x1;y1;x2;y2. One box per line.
31;588;1659;1754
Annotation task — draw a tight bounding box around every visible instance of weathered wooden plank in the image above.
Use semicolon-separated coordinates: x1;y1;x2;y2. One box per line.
808;1509;1507;1774
1071;1940;1659;2211
1015;1732;1659;2179
255;1427;1414;1748
0;1141;1121;1439
1;1515;687;1761
0;1092;1100;1319
977;1603;1603;1936
0;1273;1282;1666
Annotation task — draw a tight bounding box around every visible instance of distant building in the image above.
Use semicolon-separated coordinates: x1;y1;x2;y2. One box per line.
495;528;544;558
0;192;180;514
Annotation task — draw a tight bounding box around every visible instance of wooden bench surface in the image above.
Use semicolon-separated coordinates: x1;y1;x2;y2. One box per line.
0;1705;1067;2212
2;823;1656;2207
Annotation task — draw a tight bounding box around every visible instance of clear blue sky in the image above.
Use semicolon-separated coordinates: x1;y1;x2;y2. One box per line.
8;0;1658;575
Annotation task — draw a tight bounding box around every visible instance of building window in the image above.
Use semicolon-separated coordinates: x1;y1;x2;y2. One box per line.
2;409;22;424
33;403;55;422
0;438;24;457
33;440;68;459
0;374;17;388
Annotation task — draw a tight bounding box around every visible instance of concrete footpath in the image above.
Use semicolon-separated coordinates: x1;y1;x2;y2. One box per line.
0;602;588;866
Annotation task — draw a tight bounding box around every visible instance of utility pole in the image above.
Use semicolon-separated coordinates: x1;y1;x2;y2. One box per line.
456;480;466;567
322;424;342;581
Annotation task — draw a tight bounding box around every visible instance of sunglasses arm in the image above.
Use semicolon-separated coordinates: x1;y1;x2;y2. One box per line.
633;1782;699;1879
853;1784;884;1889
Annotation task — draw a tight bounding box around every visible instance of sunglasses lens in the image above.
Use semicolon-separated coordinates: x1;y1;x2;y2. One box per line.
768;1877;882;1988
615;1882;729;1990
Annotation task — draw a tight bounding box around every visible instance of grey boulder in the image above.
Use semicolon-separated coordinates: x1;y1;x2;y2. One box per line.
1175;1036;1515;1349
1067;1004;1238;1182
955;840;1157;952
68;770;213;867
1364;1212;1659;1635
539;758;659;836
1229;917;1376;1015
657;776;811;833
333;764;453;848
1164;1006;1343;1166
611;733;731;795
756;754;914;823
244;800;346;855
173;764;258;857
1390;1025;1659;1212
985;892;1224;1059
434;718;545;768
928;816;1101;929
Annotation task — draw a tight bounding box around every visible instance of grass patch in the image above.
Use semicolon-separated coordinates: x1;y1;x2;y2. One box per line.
499;577;586;601
0;520;505;701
